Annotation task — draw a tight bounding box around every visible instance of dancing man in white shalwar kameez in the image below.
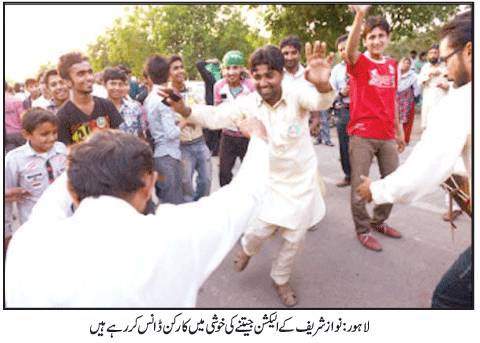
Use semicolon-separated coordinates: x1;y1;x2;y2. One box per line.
163;42;335;306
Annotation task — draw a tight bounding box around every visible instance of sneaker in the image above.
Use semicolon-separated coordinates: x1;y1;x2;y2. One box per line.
372;223;402;238
357;232;382;251
233;248;250;272
325;141;334;147
442;210;462;222
335;178;351;187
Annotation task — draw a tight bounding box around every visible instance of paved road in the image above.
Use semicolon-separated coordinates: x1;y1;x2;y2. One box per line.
196;114;471;308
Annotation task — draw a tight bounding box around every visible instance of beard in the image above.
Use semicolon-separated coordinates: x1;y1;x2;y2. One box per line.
453;58;470;88
429;58;439;65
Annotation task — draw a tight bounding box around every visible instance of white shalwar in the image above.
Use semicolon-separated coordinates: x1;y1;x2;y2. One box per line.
189;84;335;284
370;82;471;205
5;137;269;307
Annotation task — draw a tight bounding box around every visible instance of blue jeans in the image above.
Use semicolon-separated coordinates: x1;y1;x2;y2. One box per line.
334;107;351;180
318;110;332;144
154;155;184;205
432;246;472;308
181;139;212;202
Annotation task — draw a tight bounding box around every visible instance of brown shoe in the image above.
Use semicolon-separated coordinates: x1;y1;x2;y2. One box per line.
233;248;250;272
273;282;298;307
336;178;351;187
442;210;462;222
357;232;382;251
372;223;402;238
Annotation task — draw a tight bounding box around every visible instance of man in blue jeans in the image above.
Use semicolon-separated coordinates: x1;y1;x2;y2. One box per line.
329;34;352;187
169;55;212;201
144;54;184;205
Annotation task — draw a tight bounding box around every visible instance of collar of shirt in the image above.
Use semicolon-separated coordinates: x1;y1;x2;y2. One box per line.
23;141;59;159
74;195;141;220
284;64;305;79
364;51;387;64
254;89;288;109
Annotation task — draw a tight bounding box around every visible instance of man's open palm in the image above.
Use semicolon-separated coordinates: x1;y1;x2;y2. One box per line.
304;41;333;86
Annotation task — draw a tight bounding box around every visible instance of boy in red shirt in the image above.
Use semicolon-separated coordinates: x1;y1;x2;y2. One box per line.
345;5;405;251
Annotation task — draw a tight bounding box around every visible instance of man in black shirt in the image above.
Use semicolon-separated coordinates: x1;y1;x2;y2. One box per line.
56;52;123;145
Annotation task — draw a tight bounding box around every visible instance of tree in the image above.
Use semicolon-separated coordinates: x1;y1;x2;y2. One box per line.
87;5;266;79
259;4;461;52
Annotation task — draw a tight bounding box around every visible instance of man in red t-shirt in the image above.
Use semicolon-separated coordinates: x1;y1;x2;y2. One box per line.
345;5;405;252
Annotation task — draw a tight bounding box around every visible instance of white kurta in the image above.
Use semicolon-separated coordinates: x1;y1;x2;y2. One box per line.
6;137;269;307
190;85;335;230
417;62;449;129
370;82;471;205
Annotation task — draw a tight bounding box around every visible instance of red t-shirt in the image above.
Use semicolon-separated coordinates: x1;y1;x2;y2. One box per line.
347;53;398;140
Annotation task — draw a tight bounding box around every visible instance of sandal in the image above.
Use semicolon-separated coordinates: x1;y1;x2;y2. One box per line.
273;282;298;307
233;249;250;272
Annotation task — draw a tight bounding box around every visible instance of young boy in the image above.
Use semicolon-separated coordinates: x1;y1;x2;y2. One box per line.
103;66;147;138
5;108;67;249
345;4;405;251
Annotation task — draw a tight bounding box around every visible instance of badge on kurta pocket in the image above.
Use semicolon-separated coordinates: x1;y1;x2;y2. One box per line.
287;123;301;138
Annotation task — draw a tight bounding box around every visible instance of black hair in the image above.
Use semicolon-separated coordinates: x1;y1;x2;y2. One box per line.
428;44;440;52
43;69;59;86
22;107;59;133
335;34;349;48
363;16;391;38
168;55;183;67
144;54;169;85
117;64;131;74
249;45;285;73
67;130;154;202
439;10;471;51
57;52;89;80
14;82;23;93
280;35;302;53
103;67;128;83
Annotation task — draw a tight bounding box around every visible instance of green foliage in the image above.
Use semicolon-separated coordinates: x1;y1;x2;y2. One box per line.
261;4;460;52
87;5;265;79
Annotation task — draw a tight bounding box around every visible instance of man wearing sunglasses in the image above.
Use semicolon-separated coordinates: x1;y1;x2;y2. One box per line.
356;10;472;308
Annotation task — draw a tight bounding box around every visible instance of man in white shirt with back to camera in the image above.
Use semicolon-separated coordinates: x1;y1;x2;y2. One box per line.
6;118;269;307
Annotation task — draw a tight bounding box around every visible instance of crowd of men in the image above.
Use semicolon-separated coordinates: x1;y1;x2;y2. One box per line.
4;5;471;308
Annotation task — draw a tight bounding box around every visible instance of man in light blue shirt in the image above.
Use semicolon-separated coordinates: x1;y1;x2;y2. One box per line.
144;54;184;204
329;34;352;187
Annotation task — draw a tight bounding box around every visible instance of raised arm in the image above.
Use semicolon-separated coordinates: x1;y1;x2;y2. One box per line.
157;85;247;130
346;5;371;65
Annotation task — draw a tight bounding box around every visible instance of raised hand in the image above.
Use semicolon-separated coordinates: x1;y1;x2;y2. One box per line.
304;41;334;92
349;4;371;14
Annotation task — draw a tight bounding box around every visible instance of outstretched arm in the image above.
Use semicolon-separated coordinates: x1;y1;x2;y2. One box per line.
346;5;371;65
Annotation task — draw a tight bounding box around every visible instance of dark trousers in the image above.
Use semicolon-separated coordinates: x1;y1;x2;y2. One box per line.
349;135;399;234
203;129;221;156
219;132;249;186
432;246;472;308
335;108;351;180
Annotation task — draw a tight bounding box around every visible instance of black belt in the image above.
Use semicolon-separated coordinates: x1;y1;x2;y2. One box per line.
180;136;204;146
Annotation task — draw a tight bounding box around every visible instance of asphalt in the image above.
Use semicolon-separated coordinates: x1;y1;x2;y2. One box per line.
196;113;471;308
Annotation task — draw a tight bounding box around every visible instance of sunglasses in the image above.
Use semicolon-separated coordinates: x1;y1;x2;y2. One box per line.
439;46;464;64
